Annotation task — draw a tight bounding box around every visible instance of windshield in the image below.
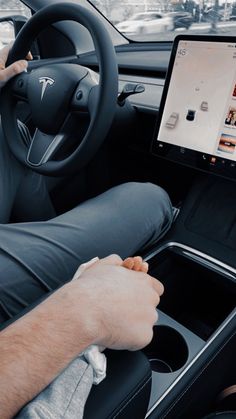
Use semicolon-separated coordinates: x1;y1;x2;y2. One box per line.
0;0;30;17
0;1;31;48
131;13;161;20
89;0;236;42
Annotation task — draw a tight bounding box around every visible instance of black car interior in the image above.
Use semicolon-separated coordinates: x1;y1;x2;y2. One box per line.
2;2;235;418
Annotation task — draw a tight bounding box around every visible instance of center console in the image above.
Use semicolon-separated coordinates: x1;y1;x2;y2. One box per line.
142;34;236;418
140;173;236;418
143;243;236;418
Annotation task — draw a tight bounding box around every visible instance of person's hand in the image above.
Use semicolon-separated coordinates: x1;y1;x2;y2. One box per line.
62;254;164;351
0;44;32;89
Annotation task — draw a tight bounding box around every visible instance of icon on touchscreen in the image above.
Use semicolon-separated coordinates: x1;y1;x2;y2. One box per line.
218;134;236;154
225;107;236;126
165;112;179;129
186;109;196;121
200;101;208;111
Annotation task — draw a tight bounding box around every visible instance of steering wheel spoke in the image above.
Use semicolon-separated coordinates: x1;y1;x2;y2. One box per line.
27;128;67;166
71;70;99;115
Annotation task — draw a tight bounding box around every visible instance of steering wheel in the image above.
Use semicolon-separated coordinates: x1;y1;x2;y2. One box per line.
1;2;118;176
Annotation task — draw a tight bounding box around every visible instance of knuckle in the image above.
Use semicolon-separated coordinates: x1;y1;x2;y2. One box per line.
151;288;160;306
151;277;165;296
155;293;160;306
133;255;142;263
140;272;153;288
148;308;158;325
140;327;154;349
10;63;20;75
152;309;158;325
12;61;26;75
133;337;151;351
157;280;165;295
143;329;154;348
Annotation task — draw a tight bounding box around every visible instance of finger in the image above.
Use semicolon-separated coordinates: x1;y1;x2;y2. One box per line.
0;43;32;69
122;257;135;270
0;60;28;85
26;51;33;61
140;261;149;273
133;256;144;271
150;276;164;296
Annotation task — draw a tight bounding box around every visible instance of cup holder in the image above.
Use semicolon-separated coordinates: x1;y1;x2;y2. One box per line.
144;325;189;373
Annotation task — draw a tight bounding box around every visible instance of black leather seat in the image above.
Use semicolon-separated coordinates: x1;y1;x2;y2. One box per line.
84;349;152;419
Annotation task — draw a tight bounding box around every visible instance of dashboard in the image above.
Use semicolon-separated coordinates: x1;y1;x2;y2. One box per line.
79;36;236;181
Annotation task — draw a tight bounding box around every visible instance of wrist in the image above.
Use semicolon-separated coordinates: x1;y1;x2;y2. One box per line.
52;282;102;351
62;281;110;349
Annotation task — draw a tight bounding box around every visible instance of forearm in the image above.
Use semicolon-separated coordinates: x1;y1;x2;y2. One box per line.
0;286;94;419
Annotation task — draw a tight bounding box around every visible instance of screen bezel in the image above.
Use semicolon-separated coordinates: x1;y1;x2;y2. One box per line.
151;34;236;181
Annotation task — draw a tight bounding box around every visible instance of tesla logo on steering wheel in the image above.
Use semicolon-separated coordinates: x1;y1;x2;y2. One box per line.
39;77;55;101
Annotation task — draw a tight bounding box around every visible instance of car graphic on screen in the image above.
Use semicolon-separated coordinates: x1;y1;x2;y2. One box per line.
165;112;179;128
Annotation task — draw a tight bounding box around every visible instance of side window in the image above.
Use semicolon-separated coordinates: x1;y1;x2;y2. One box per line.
0;1;31;48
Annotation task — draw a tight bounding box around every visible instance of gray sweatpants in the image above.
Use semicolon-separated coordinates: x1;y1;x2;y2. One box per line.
17;358;94;419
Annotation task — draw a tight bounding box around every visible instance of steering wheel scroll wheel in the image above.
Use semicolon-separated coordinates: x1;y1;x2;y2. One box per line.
1;2;118;176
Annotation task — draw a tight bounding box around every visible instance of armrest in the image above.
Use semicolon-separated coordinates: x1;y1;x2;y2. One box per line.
84;349;151;419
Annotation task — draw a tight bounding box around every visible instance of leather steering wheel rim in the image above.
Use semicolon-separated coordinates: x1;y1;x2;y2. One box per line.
1;2;118;176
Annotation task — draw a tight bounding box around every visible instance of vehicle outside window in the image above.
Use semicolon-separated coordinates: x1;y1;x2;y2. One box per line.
0;0;31;48
89;0;236;41
116;12;173;35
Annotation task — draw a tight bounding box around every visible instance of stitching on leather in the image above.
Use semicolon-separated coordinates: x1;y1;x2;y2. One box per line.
112;374;152;418
161;331;236;419
113;375;152;419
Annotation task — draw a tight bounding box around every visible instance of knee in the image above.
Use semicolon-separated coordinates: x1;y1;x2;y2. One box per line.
133;181;170;201
121;182;171;209
116;182;173;229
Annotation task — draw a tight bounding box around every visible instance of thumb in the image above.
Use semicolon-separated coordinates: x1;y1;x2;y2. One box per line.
0;60;28;87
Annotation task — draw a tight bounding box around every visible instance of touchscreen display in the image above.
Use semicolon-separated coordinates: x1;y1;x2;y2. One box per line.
153;36;236;179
